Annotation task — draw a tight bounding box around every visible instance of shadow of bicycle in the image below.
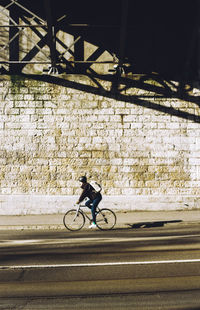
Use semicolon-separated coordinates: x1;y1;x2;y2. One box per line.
128;220;182;229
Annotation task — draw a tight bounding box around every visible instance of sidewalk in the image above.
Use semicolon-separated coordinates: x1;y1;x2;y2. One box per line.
0;210;200;230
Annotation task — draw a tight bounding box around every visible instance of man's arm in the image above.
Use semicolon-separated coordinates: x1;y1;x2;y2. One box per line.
77;183;89;204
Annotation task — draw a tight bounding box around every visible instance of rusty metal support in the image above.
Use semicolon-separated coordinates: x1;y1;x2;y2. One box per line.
44;0;58;73
197;0;200;80
118;0;129;69
111;0;129;92
0;24;47;28
74;36;84;73
0;0;119;76
9;7;19;73
10;0;45;24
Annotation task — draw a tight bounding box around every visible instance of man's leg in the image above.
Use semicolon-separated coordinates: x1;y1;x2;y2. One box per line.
85;199;92;209
91;196;102;224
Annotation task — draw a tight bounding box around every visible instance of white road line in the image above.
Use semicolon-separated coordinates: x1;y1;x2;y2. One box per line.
1;259;200;269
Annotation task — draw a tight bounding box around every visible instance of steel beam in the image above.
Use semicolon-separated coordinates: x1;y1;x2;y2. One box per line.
111;0;129;92
74;36;84;73
44;0;58;73
9;7;19;73
0;0;117;76
197;0;200;80
118;0;129;69
10;0;45;24
0;25;47;28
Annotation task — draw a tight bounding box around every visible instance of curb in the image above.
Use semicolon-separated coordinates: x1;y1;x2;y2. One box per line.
0;223;127;230
0;225;66;231
0;221;199;231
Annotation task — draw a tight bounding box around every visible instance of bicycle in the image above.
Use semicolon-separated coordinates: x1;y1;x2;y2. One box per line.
63;203;117;231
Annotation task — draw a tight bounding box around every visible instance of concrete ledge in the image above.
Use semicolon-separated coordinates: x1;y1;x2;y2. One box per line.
0;194;199;215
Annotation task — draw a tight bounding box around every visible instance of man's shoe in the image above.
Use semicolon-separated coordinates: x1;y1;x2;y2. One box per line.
89;223;97;229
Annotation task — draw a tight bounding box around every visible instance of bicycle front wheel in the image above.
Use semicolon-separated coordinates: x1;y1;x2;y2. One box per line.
63;209;85;231
96;208;116;230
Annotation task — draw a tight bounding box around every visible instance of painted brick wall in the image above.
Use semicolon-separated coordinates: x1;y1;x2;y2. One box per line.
0;75;200;214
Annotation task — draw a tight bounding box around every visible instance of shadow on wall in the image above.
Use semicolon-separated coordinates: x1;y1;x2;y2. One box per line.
22;71;200;124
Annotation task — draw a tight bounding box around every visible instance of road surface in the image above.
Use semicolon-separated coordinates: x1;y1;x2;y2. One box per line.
0;222;200;309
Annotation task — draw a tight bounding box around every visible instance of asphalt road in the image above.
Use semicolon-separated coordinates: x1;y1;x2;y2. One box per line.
0;223;200;309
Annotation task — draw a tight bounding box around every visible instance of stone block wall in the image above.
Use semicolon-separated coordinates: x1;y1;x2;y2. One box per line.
0;75;200;214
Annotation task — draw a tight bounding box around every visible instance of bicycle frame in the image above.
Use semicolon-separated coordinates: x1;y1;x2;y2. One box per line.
75;203;100;223
75;203;92;222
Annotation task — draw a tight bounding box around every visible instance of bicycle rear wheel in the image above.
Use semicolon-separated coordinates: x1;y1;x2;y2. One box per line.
96;208;116;230
63;209;85;231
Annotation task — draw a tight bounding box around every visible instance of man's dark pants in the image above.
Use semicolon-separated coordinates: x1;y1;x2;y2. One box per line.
85;195;102;224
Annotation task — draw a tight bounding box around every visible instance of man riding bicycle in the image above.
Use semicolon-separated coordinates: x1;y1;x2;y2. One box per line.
76;176;102;229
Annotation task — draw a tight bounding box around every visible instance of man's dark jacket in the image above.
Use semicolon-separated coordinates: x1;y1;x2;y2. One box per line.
78;182;102;203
